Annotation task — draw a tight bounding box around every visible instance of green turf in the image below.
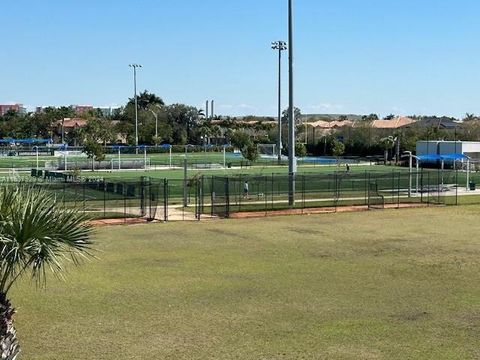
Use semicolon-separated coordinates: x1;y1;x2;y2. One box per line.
10;206;480;359
79;164;403;181
0;151;370;170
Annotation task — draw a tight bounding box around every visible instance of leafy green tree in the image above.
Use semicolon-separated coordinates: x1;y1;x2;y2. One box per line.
128;91;165;110
0;186;93;359
331;139;345;164
165;104;202;144
230;131;251;150
241;143;259;162
362;114;379;121
295;143;307;158
460;120;480;141
80;118;116;146
84;140;106;171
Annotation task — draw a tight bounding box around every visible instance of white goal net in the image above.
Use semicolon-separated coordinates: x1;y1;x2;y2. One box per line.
257;144;277;158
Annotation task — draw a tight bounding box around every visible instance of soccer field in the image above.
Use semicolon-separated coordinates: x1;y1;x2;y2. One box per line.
80;163;400;180
11;206;480;359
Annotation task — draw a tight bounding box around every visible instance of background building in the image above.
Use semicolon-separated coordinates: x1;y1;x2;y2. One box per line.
417;140;480;161
0;104;26;116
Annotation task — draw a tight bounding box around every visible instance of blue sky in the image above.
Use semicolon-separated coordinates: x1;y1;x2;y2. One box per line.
1;0;480;118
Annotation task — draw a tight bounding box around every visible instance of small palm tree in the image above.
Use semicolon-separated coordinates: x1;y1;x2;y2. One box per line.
379;136;396;165
0;186;93;359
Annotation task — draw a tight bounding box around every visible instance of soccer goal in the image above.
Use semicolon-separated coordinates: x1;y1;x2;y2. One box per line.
257;144;277;158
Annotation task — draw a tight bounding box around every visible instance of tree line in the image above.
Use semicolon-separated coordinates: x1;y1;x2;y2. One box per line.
2;93;480;160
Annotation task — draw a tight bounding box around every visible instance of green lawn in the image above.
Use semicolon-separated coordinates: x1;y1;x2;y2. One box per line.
82;164;402;181
0;151;372;170
11;206;480;359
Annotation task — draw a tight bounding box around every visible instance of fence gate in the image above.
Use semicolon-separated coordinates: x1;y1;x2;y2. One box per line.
367;181;385;209
420;168;446;205
211;176;230;218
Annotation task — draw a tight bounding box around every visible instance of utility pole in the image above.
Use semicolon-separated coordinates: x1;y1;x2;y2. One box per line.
129;64;142;154
271;40;287;164
288;0;296;206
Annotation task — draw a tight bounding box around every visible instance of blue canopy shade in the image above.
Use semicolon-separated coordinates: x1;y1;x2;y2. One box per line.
109;145;150;150
0;138;52;144
417;153;469;162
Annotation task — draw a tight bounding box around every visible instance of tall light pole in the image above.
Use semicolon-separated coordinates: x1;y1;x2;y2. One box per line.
288;0;296;206
129;64;142;153
271;40;287;164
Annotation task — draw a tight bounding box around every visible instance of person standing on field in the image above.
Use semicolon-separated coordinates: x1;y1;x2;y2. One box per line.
243;180;249;198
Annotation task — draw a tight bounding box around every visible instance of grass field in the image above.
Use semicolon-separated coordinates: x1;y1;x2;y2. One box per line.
0;152;293;169
81;164;401;180
11;206;480;359
0;151;366;171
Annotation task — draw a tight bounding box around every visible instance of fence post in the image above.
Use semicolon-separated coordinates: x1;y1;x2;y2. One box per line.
239;174;242;212
420;168;424;204
271;173;274;211
103;180;106;219
397;172;400;208
364;171;368;206
140;176;147;217
123;182;127;222
391;169;395;205
225;177;230;218
367;171;371;209
302;175;306;212
264;176;268;216
164;178;168;222
83;182;86;214
210;177;214;217
201;175;205;215
455;168;458;206
183;158;188;208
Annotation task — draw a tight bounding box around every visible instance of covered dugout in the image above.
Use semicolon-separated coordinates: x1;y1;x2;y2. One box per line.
407;153;473;193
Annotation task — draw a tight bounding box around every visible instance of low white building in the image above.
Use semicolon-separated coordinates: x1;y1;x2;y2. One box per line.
416;141;480;160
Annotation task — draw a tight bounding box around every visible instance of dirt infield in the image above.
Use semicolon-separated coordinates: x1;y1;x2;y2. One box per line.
89;217;149;227
89;203;434;225
229;202;432;219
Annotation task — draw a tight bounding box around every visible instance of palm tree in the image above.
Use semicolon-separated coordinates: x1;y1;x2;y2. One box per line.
464;113;476;122
0;186;93;359
379;136;396;165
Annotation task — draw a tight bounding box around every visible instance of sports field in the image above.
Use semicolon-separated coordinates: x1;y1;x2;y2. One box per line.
11;206;480;359
81;163;400;180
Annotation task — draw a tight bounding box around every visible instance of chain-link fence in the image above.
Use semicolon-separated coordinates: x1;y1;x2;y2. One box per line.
205;168;480;218
4;167;479;222
24;170;168;222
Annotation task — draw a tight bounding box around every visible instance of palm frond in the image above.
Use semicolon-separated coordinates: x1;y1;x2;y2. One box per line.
0;185;93;294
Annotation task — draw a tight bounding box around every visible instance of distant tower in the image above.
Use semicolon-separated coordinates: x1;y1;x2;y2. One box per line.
206;100;209;120
211;100;214;119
